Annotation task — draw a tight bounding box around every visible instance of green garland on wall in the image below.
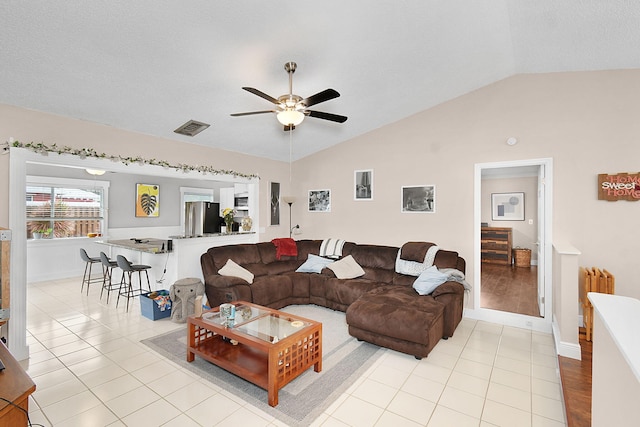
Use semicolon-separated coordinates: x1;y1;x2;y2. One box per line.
9;140;259;179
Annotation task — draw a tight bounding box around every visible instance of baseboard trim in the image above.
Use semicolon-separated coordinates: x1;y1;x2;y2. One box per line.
552;318;582;360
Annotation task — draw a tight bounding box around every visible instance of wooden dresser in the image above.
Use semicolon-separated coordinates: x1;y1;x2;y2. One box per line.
481;227;513;265
0;341;36;426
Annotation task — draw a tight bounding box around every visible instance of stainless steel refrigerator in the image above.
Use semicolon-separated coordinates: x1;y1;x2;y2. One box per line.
184;201;221;236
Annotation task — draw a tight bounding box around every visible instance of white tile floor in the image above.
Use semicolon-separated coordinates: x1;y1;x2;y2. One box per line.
20;277;567;426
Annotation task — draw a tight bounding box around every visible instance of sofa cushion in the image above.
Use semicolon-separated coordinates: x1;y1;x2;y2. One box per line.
347;244;398;270
434;250;460;269
295;240;323;260
210;244;262;270
325;278;386;307
412;266;448;295
346;286;445;346
296;254;334;273
250;275;293;306
256;242;282;264
400;242;437;262
327;255;365;279
218;259;254;284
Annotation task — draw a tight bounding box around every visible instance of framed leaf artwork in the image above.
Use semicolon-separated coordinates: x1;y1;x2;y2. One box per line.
136;183;159;217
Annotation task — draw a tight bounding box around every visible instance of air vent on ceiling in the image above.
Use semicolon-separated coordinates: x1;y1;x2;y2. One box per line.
174;120;210;137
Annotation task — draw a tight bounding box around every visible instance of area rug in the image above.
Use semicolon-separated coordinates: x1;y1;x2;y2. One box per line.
141;305;384;426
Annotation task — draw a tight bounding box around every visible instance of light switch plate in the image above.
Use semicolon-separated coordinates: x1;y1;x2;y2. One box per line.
0;230;11;241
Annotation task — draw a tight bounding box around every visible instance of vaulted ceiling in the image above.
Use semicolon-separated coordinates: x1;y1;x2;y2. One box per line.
1;1;639;161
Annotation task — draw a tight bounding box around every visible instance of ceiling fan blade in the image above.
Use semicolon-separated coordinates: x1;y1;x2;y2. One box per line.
306;110;348;123
301;88;340;107
230;110;275;117
242;87;279;104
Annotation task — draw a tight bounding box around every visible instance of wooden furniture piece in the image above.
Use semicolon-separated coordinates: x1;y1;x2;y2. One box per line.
580;267;615;341
581;267;595;342
0;341;36;426
480;227;512;265
187;301;322;407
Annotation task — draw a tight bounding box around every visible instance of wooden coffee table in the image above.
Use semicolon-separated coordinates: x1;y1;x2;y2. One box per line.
187;301;322;406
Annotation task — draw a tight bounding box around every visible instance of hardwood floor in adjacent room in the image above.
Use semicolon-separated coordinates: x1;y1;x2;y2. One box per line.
481;263;541;317
559;330;593;427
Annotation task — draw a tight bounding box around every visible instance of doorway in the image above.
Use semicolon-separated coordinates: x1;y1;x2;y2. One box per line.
471;158;553;332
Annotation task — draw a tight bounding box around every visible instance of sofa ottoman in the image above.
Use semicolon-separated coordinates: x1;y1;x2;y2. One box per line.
346;286;445;359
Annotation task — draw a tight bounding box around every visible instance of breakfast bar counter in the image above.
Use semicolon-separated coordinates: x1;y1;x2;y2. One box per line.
96;238;170;254
96;233;258;287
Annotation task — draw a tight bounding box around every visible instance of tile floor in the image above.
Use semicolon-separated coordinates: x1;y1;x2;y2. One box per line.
21;277;567;426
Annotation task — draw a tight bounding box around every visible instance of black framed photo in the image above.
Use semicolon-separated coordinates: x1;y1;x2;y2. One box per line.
308;189;331;212
270;182;280;225
491;192;525;221
354;169;373;200
401;185;435;213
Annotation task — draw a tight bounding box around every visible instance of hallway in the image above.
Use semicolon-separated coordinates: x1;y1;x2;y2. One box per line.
481;263;540;317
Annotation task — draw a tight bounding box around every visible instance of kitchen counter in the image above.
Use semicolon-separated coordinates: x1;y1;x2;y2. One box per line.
169;231;255;239
96;238;170;254
96;232;258;287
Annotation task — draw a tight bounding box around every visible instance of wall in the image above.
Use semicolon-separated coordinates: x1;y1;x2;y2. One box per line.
26;162;227;230
293;70;640;309
481;175;538;262
0;105;293;242
2;69;640;341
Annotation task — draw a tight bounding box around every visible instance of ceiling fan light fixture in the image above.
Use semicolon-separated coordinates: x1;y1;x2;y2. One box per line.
277;109;305;126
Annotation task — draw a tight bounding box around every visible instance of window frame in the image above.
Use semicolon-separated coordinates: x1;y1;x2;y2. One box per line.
26;175;110;239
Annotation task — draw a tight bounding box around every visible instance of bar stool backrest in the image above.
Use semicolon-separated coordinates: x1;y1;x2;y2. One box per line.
116;255;133;272
80;248;93;263
100;252;112;268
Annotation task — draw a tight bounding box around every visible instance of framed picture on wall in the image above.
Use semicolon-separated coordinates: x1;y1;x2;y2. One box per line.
308;189;331;212
136;183;159;217
354;169;373;200
491;192;525;221
270;182;280;225
401;185;435;213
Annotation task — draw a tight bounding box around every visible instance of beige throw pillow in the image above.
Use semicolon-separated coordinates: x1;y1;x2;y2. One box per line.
327;255;365;279
218;259;254;284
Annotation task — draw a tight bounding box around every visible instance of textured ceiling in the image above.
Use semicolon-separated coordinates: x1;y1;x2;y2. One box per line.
1;1;639;162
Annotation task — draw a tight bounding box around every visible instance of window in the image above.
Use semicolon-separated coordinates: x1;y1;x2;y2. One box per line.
26;176;109;239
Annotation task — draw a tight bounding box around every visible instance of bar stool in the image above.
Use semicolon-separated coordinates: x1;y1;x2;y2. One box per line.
116;255;152;312
99;252;119;304
80;248;102;295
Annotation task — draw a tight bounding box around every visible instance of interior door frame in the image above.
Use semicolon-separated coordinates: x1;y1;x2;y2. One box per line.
468;158;553;333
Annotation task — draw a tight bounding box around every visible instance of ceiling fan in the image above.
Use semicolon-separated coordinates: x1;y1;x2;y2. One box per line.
231;62;348;131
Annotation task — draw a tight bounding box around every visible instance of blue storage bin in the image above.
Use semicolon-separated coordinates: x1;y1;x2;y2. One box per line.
140;290;172;320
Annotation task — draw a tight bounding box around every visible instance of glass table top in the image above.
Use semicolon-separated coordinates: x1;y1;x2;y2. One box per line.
201;303;311;343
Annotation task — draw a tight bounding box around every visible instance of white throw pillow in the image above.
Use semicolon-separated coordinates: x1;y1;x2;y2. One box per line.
296;254;334;273
412;265;448;295
218;259;254;284
327;255;365;279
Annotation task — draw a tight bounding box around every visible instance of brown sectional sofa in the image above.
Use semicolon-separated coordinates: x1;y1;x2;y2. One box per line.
200;239;466;359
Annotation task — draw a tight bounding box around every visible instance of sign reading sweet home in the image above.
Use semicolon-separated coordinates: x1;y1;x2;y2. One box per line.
598;173;640;201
